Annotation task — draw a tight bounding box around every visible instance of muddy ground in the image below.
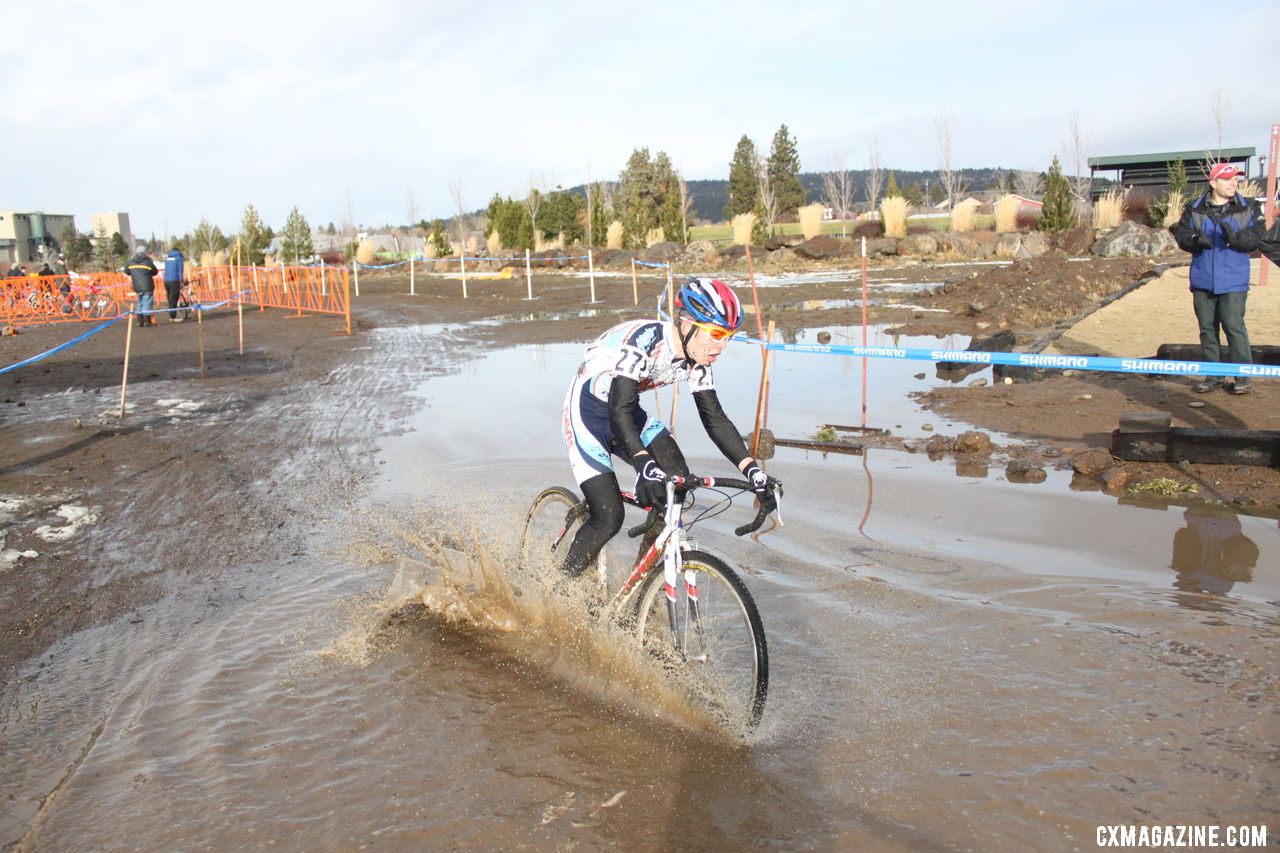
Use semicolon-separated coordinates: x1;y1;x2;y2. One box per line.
1;255;1276;677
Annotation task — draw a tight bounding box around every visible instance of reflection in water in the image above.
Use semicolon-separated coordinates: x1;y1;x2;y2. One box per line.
1169;507;1258;608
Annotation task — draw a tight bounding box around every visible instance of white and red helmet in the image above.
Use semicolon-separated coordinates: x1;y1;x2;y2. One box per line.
676;277;743;331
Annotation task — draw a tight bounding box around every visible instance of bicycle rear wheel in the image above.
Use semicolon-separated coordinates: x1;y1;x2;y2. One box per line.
520;486;586;575
175;293;192;322
633;550;768;729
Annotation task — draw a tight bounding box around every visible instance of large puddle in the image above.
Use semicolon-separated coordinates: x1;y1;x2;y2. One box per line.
4;320;1276;850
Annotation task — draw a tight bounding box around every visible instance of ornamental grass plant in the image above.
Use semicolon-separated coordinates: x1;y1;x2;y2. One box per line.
951;198;980;233
879;197;910;238
994;195;1020;233
797;203;825;239
606;221;624;249
731;213;757;245
1093;190;1126;229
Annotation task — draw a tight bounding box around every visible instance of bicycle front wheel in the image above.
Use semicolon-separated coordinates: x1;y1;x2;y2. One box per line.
520;486;586;575
633;550;768;729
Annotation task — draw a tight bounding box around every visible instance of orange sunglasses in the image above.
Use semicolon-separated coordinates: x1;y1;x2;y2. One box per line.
689;320;738;342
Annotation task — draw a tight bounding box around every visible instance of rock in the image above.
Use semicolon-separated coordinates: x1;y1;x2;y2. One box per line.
966;301;987;316
638;242;682;263
1188;400;1206;409
1091;220;1177;258
1054;226;1094;256
995;233;1022;259
968;378;988;387
767;248;799;265
816;331;832;344
1006;459;1048;483
592;248;636;268
914;372;925;380
1099;467;1132;491
902;441;918;453
1070;448;1114;475
718;244;763;261
898;234;938;256
678;240;719;267
925;434;953;455
922;423;935;432
794;235;853;260
955;431;993;455
763;234;799;251
943;232;996;259
864;237;898;256
1019;231;1049;257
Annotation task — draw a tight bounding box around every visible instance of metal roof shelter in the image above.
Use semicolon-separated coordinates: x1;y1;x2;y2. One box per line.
1088;147;1256;196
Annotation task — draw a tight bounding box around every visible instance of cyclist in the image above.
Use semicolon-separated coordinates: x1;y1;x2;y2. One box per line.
558;276;771;577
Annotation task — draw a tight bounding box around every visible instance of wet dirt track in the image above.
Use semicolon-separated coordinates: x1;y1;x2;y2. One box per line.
1;266;1276;850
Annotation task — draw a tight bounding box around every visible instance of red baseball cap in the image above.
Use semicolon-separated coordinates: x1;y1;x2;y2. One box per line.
1209;163;1244;181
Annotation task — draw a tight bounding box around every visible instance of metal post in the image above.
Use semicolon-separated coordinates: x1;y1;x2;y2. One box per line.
525;248;533;300
410;256;416;295
460;253;467;299
353;259;360;296
589;249;599;303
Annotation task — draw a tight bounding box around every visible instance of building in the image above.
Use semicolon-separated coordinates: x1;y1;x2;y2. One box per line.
90;212;134;253
1087;147;1256;198
0;210;76;265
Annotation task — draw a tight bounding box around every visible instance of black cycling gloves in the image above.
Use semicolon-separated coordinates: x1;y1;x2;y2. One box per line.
741;460;769;495
632;455;667;510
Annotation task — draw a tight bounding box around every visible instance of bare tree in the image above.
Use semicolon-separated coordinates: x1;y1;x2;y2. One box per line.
1063;110;1094;220
677;174;693;244
405;188;419;231
449;177;467;247
990;171;1015;194
864;139;884;214
524;173;546;243
822;150;857;236
1203;84;1230;177
935;114;967;210
753;152;778;236
1014;169;1043;197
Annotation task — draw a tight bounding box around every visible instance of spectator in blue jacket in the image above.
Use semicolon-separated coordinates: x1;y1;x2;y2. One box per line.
163;246;185;322
1169;163;1263;394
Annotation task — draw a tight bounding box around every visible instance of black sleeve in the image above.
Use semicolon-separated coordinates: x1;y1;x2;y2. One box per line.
1260;217;1280;267
1169;206;1200;253
693;389;750;469
608;376;648;464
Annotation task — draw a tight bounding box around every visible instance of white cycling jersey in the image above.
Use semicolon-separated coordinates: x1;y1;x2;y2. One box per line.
574;319;715;401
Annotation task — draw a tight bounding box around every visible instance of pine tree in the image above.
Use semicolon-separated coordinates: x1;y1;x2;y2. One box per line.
589;182;609;247
767;124;805;216
617;148;659;249
902;181;925;206
110;232;129;260
725;135;758;219
1038;156;1074;234
885;172;901;198
60;224;90;270
190;217;229;260
280;207;314;263
240;203;270;265
92;224;118;272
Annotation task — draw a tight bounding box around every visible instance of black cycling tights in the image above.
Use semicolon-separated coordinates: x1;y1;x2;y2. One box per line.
560;434;689;577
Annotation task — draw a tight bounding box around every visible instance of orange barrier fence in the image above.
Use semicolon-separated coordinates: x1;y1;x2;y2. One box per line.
1;265;350;334
1;273;134;327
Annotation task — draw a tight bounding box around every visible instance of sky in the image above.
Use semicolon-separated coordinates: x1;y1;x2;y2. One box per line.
8;0;1278;241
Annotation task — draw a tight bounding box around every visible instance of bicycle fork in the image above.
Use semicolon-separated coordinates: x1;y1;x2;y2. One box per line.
661;480;707;661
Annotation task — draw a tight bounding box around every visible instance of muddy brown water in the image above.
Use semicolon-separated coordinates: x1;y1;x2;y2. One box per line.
2;314;1276;850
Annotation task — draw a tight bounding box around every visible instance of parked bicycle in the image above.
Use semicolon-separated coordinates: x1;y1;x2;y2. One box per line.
521;472;780;729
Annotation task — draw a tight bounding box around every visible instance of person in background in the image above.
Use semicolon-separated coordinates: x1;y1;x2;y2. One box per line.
37;262;55;277
125;249;159;328
5;262;22;279
163;245;185;322
1169;163;1263;395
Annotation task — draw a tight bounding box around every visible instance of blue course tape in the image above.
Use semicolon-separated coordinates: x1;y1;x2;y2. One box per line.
634;260;670;269
653;288;1266;379
354;260;408;269
0;315;127;375
734;335;1272;380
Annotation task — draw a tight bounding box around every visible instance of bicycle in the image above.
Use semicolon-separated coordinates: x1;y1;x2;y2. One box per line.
521;472;781;729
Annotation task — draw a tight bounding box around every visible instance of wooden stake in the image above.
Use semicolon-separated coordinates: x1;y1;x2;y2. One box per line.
751;320;776;457
460;253;468;299
410;256;415;296
630;259;638;306
197;302;206;380
526;248;533;300
118;315;134;419
588;248;597;303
